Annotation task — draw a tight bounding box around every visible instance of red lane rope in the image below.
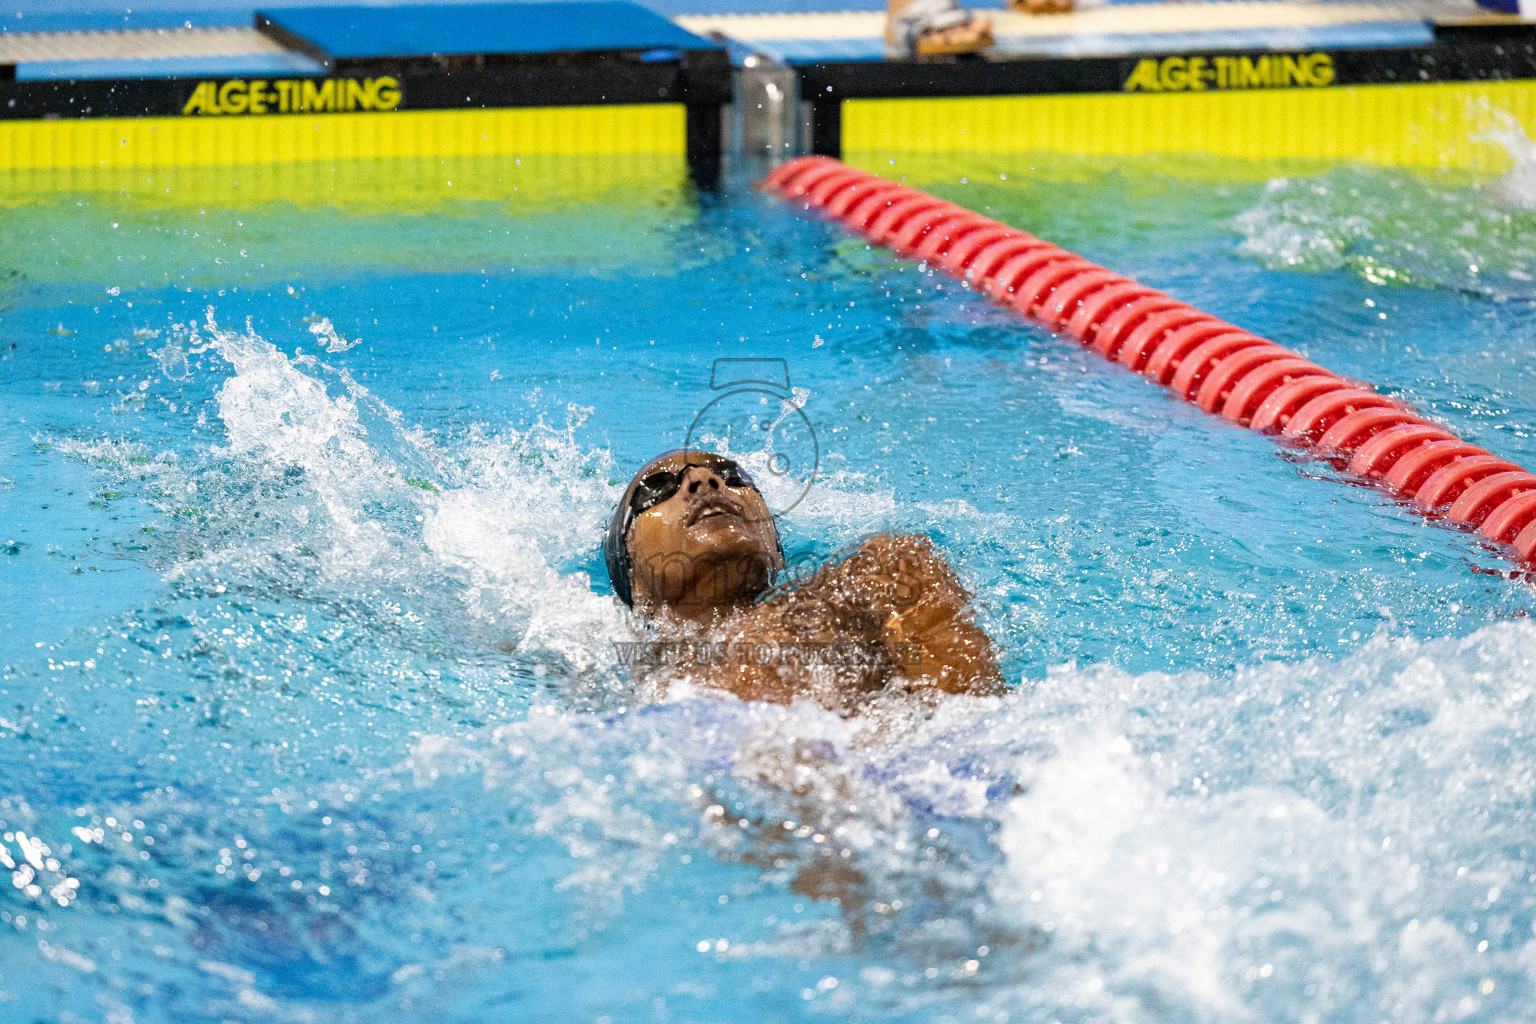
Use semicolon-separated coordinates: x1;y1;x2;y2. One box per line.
762;156;1536;572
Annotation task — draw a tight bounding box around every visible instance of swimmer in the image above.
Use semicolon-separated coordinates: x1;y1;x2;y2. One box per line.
885;0;1076;59
886;0;994;58
1011;0;1074;14
605;449;1003;711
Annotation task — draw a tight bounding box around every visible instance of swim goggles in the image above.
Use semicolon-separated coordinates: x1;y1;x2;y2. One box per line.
602;449;782;608
627;455;756;517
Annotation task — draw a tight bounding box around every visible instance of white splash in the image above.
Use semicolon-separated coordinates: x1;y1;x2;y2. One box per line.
1231;114;1536;298
203;309;397;567
425;470;627;672
443;617;1536;1021
307;316;360;353
58;309;634;677
1232;177;1372;272
1475;105;1536;212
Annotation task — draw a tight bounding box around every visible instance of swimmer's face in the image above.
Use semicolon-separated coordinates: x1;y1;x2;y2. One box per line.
625;454;780;621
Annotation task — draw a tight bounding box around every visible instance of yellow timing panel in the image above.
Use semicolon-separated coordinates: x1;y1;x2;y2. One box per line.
840;80;1536;171
0;153;691;210
0;103;687;170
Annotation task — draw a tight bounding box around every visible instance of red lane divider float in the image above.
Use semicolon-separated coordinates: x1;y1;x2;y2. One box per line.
762;155;1536;570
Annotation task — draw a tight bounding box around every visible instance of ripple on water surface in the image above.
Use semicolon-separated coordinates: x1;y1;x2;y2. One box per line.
2;151;1536;1023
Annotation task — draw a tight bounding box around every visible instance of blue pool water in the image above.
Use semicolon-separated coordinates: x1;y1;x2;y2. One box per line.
3;145;1536;1023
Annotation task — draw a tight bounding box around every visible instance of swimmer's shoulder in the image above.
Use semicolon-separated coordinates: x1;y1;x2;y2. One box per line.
849;532;1005;698
758;531;959;612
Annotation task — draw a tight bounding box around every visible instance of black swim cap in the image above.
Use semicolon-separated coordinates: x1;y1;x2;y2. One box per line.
603;449;783;607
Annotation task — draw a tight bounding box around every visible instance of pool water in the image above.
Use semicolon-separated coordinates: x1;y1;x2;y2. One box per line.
3;143;1536;1023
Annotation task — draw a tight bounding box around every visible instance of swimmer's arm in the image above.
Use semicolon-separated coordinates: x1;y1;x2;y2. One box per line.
845;533;1005;697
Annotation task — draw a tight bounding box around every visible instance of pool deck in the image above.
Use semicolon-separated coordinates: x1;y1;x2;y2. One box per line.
0;0;1515;75
680;0;1479;62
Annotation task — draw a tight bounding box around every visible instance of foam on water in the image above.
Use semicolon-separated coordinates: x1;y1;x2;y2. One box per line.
6;156;1536;1023
1232;108;1536;300
38;310;634;695
405;616;1536;1022
1481;107;1536;214
8;311;1536;1023
204;312;633;679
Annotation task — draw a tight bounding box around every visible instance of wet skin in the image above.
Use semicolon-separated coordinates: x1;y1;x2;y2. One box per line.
624;456;1004;710
627;459;782;624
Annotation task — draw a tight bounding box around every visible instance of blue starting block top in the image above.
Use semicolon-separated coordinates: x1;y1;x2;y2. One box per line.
256;1;719;60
